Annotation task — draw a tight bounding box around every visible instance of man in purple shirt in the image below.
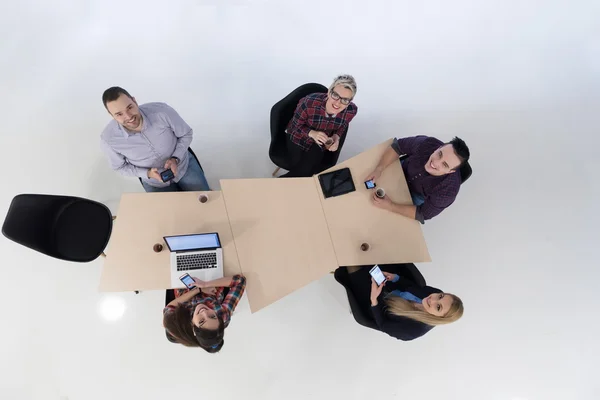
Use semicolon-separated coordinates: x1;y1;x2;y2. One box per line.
100;87;210;192
365;136;470;223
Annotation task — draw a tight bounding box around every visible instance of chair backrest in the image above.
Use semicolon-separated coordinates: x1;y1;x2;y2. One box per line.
334;264;427;331
334;268;378;330
270;83;328;143
268;84;329;170
187;147;203;171
459;161;472;183
2;194;113;262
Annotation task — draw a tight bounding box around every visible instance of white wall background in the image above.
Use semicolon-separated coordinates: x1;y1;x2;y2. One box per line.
1;1;599;399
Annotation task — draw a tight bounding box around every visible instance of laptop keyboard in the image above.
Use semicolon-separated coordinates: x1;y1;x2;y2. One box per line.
176;252;217;271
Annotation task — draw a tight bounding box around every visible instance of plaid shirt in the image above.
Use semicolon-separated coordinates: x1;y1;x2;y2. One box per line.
163;275;246;329
286;93;358;151
391;136;461;223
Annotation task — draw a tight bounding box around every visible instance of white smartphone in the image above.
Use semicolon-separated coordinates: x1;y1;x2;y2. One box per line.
369;264;386;286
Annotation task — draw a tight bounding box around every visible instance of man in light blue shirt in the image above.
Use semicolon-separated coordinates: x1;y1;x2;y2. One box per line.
100;86;209;192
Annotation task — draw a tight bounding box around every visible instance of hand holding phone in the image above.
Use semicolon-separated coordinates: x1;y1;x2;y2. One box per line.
179;273;196;289
147;168;162;181
370;275;385;306
364;169;381;186
369;265;386;286
164;158;179;176
160;169;175;183
364;179;377;189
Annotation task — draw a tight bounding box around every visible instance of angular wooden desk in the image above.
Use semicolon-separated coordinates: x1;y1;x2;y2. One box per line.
99;140;430;313
314;139;431;266
99;191;241;292
220;178;338;313
220;140;430;312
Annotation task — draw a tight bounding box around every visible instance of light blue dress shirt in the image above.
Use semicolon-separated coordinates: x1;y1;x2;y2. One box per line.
101;102;193;188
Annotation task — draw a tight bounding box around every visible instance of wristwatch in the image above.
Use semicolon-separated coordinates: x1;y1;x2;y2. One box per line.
171;156;179;164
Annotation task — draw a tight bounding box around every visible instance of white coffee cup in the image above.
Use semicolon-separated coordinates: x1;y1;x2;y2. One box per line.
375;188;385;198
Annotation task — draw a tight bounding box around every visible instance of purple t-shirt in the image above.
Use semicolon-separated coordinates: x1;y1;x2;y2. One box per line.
391;136;461;222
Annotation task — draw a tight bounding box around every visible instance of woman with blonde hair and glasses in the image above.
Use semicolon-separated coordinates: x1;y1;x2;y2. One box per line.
282;74;358;177
341;265;463;341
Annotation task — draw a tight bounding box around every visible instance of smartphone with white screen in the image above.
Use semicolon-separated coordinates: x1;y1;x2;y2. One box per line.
369;265;386;286
179;273;196;289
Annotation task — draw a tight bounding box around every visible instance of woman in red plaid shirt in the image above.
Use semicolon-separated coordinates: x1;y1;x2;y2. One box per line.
282;75;358;177
163;274;246;352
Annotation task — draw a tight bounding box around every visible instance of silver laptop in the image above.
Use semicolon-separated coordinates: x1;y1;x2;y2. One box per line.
163;233;224;288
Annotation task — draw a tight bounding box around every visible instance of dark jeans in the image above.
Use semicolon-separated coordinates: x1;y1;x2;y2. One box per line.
141;150;210;192
281;137;334;178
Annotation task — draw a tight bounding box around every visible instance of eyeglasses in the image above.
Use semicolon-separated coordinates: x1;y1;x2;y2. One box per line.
329;89;352;105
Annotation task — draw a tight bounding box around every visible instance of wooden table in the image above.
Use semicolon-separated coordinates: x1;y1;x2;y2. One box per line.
99;139;430;313
220;178;338;313
314;139;431;266
99;191;241;292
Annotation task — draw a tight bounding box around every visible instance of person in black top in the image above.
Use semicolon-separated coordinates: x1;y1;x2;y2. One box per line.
345;266;464;341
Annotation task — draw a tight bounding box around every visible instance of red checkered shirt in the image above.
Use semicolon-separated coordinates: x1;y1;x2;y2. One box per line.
286;93;358;151
163;275;246;328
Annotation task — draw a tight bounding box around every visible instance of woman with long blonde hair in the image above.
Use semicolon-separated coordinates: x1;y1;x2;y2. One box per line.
342;264;463;341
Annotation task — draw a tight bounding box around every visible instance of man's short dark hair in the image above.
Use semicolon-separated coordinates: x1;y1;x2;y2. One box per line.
448;136;470;167
102;86;133;109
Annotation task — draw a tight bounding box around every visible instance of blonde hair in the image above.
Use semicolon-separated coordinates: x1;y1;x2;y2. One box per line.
329;74;357;98
384;293;464;326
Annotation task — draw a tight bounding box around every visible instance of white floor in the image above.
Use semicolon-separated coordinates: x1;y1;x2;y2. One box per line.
1;1;599;399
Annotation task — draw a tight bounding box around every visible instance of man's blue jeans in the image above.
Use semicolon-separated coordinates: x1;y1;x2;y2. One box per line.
142;152;210;192
411;192;425;206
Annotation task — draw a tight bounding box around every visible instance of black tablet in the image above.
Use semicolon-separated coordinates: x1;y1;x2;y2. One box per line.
318;167;356;199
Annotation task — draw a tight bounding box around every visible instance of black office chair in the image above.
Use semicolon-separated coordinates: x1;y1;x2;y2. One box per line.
399;154;472;184
459;161;472;183
334;264;426;331
138;147;204;186
269;83;328;176
164;289;179;343
164;287;230;343
2;194;113;262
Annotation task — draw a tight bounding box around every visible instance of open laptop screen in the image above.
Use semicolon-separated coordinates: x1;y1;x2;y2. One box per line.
164;233;221;252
